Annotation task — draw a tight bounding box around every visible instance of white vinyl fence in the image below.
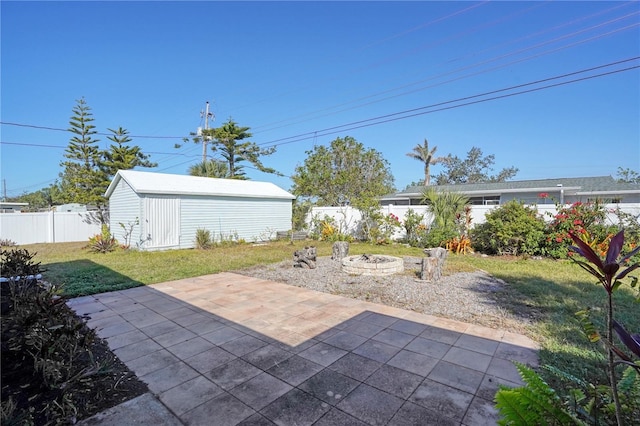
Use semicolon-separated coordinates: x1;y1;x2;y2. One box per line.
308;204;640;240
0;212;102;245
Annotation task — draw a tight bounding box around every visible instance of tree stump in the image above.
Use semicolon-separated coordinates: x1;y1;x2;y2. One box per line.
293;246;317;269
331;241;350;261
421;247;448;281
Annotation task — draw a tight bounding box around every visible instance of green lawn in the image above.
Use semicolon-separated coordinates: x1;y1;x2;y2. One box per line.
15;240;640;395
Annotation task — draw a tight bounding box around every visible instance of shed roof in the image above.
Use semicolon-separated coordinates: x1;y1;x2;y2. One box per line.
105;170;295;200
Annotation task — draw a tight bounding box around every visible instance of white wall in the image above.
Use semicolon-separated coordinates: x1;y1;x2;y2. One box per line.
0;212;102;245
309;203;640;239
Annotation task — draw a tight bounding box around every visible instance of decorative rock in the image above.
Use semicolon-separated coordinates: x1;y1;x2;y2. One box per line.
341;255;404;276
293;246;317;269
331;241;350;261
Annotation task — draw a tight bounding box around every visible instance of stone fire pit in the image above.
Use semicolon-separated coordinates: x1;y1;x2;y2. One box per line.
341;254;404;276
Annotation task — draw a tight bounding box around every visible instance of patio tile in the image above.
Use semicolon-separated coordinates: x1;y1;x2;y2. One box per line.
260;388;330;426
140;361;199;394
486;356;524;383
322;331;368;351
229;372;292;411
365;364;423;399
463;396;500;426
360;312;398;328
139;320;183;338
125;348;180;377
387;349;439;376
145;299;186;313
181;392;254;426
158;375;223;416
161;306;199;320
266;355;324;387
390;401;457;426
242;344;293;370
428;361;485;394
172;312;210;327
405;337;451;359
166;336;216;360
443;346;492;372
207;358;263;391
388;319;429;336
298;369;359;406
298;342;347;367
409;378;474;422
328;353;382;382
121;308;167;328
153;327;198;348
476;374;522;402
184;346;237;374
372;328;415;348
454;334;500;356
185;318;227;335
313;408;368;426
237;413;276;425
419;326;461;345
221;334;269;357
95;321;136;339
494;341;539;366
106;329;149;350
201;325;247;345
113;338;162;362
342;321;385;339
352;340;400;363
337;383;404;426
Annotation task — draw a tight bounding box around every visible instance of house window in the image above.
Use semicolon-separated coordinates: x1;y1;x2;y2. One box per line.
469;196;500;205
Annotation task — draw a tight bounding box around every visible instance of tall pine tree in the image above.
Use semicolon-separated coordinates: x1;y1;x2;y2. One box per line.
58;98;106;206
101;127;157;181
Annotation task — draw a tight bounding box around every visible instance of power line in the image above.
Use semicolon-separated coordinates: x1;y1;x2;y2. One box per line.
256;60;640;148
0;122;187;139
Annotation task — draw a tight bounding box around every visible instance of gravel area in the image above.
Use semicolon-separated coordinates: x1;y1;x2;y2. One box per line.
237;256;533;334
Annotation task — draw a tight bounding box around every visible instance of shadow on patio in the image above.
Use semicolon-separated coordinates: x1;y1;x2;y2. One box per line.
69;272;539;426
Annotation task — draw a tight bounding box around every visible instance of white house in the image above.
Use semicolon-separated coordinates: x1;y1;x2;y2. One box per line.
105;170;295;251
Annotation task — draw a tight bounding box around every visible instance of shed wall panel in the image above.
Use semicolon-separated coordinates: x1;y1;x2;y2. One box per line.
108;180;143;247
143;196;180;250
180;196;292;248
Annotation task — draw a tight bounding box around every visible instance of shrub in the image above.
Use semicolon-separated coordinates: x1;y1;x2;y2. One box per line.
195;228;212;249
0;239;17;247
421;225;458;248
544;200;615;259
402;208;426;246
471;200;546;256
87;225;118;253
0;248;42;278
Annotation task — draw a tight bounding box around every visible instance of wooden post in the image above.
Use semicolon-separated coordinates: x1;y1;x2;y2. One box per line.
331;241;349;261
421;247;448;281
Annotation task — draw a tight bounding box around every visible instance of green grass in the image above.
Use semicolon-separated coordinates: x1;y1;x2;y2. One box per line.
15;240;640;394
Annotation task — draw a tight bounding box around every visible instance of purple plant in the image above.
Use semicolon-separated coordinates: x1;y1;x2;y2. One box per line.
569;229;640;426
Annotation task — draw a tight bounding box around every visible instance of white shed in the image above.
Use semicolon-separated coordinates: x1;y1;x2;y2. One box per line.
105;170;295;251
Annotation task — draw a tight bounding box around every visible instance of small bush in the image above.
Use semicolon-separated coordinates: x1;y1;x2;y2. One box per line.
87;225;118;253
421;225;458;248
471;200;546;256
0;248;42;278
195;228;212;249
0;239;17;247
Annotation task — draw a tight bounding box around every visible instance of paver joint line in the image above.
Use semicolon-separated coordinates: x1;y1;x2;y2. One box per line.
72;272;538;426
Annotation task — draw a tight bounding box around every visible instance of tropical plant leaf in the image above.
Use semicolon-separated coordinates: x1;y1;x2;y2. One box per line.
575;310;601;343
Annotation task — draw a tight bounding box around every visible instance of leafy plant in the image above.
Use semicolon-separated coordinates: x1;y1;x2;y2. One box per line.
195;228;212;249
445;235;472;254
0;248;43;278
0;239;17;247
567;229;640;425
118;217;139;249
471;200;546;256
495;362;582;425
87;225;118;253
402;208;426;246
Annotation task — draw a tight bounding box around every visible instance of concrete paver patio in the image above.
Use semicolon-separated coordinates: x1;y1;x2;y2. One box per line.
70;272;539;426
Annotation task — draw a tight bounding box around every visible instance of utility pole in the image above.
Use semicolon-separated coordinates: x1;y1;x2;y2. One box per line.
200;101;214;163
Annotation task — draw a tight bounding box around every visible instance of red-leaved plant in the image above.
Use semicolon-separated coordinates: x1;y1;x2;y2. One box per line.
569;229;640;425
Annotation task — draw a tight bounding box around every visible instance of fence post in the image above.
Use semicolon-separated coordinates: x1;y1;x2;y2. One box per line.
48;210;55;243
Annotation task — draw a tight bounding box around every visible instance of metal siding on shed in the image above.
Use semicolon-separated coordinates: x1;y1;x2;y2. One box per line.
108;179;143;246
180;196;292;248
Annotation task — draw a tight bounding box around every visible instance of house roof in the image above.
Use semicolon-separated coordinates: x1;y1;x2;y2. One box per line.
105;170;295;200
383;176;640;200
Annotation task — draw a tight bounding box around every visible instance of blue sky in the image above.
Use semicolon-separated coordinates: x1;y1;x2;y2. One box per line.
2;1;639;198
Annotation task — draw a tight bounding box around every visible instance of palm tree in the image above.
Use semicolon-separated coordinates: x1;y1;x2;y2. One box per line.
188;159;230;178
406;138;441;186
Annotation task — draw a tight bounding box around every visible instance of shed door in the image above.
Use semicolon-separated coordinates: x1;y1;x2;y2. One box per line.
144;197;180;249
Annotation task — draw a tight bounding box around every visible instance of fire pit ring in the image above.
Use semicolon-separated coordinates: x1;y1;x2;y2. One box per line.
341;254;404;276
